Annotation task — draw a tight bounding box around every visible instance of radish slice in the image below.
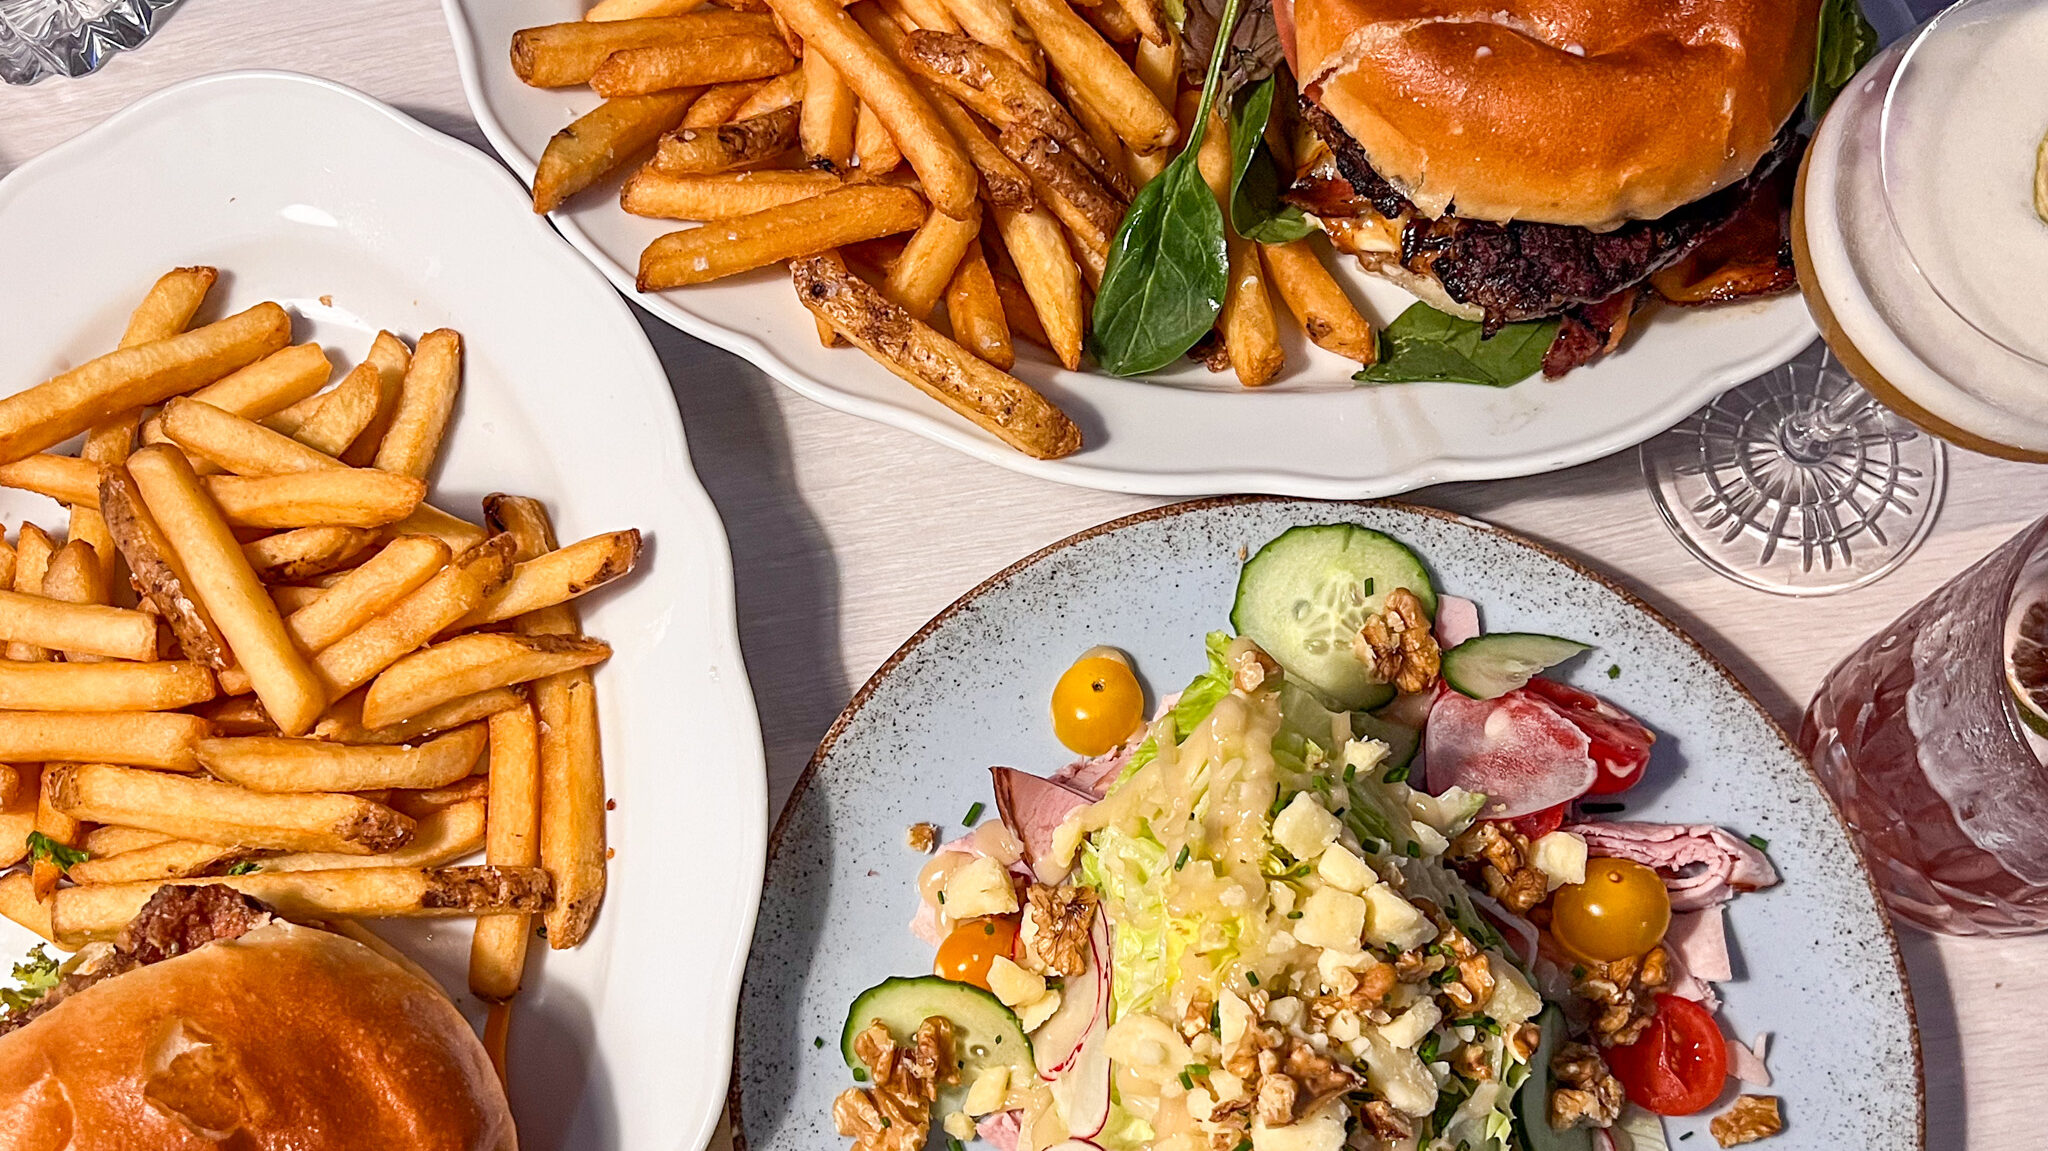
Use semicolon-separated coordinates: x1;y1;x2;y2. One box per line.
1424;690;1597;819
1434;594;1481;649
1040;918;1111;1138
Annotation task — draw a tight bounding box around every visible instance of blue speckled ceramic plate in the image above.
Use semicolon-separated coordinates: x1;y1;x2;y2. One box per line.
735;498;1921;1150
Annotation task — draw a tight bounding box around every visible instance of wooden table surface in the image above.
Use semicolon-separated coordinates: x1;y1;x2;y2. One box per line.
0;3;2017;1147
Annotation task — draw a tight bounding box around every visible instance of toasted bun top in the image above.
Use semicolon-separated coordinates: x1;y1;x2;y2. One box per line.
1295;0;1820;228
0;922;515;1151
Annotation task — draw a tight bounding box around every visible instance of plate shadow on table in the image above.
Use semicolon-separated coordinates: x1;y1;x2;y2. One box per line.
633;308;850;802
508;948;622;1150
1895;930;1965;1151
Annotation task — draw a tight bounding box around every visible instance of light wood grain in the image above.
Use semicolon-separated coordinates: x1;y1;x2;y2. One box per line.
0;4;2008;1148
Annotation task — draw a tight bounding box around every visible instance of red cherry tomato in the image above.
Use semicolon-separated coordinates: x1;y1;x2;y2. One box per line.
1603;994;1729;1116
1508;805;1566;840
1523;678;1655;795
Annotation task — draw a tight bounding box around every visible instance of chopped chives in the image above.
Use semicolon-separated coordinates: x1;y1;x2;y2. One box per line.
1362;578;1375;596
1175;845;1191;870
1246;971;1260;987
1287;910;1303;919
963;802;985;825
1383;764;1411;784
1607;664;1621;679
1747;834;1770;851
1404;840;1422;858
1179;1071;1193;1090
813;1037;825;1049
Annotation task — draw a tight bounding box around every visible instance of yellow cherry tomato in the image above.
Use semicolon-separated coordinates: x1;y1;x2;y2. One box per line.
934;916;1019;990
1051;651;1145;756
1550;856;1672;963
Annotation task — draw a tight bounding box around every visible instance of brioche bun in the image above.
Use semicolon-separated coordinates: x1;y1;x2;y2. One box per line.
0;922;514;1151
1295;0;1820;229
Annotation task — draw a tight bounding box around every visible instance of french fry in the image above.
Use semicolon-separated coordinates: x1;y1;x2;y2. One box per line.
259;391;326;437
510;12;777;87
182;342;335;422
261;799;487;873
0;765;19;808
387;505;489;553
51;865;550;943
945;238;1014;369
637;184;926;288
622;168;842;219
0;773;35;870
0;453;102;507
31;773;83;901
1007;0;1174;152
1195;112;1283;386
0;540;15;602
854;101;904;175
208;470;426;530
312;535;516;698
458;529;642;629
0;589;156;662
290;362;382;458
46;763;414;855
363;634;612;730
0;712;210;772
876;0;960;33
683;77;771;126
589;35;794;98
470;704;541;1000
374;330;462;481
81;825;173;856
385;776;492;819
66;839;257;886
99;464;232;669
935;0;1040;74
770;0;979;217
1055;73;1125;170
792;254;1083;457
588;0;707;18
286;535;450;654
1082;0;1138;42
990;204;1084;368
533;92;699;214
922;91;1034;214
39;539;109;662
651;104;799;173
315;685;526;746
340;332;414;468
884;202;982;320
198;724;487;793
0;304;291;466
244;526;380;582
0;873;61;947
800;49;858;171
189;696;277;737
0;661;215;712
1134;31;1179;109
161;396;353;476
126;446;328;735
1261;238;1380;364
1111;0;1167;46
119;267;218;348
5;524;52;662
1001;120;1125;257
725;70;805;120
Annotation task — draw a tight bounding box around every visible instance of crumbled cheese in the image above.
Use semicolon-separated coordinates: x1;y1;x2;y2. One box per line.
986;956;1045;1008
1211;1069;1246;1103
943;1112;976;1140
1361;1033;1438;1116
1269;881;1298;916
1294;887;1368;950
1484;954;1541;1024
1219;990;1255;1050
963;1066;1009;1115
941;855;1019;919
1409;820;1450;857
1266;929;1299;956
1017;989;1062;1032
1186;1086;1217;1122
1251;1099;1349;1151
1531;831;1589;891
1316;844;1375;893
1273;793;1342;862
1266;995;1306;1029
1361;885;1435;951
1317;948;1371;991
1378;999;1442;1051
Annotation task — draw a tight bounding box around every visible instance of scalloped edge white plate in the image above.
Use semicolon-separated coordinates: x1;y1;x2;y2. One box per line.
0;70;765;1151
441;0;1820;497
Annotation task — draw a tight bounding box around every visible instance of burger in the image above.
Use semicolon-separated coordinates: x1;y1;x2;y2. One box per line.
1277;0;1819;376
0;885;515;1150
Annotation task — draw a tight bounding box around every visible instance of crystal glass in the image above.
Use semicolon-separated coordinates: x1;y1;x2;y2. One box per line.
1802;517;2048;936
0;0;180;85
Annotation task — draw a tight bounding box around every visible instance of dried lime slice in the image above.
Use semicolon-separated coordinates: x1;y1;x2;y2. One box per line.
2007;601;2048;738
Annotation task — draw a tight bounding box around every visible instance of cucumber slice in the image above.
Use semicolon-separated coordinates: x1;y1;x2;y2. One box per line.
1441;633;1590;700
1514;1005;1594;1151
1231;525;1437;711
841;975;1034;1079
1350;709;1419;773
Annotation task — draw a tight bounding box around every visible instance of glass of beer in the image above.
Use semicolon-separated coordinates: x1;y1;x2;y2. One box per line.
1802;517;2048;936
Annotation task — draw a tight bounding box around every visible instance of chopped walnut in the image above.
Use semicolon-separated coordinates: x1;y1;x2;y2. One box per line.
1281;1040;1355;1105
1254;1073;1298;1125
1353;588;1441;695
1573;946;1671;1047
1509;1022;1543;1061
1450;1042;1493;1081
1308;959;1394;1025
1229;645;1281;693
1711;1095;1784;1147
1549;1041;1625;1130
1358;1100;1413;1142
1222;1020;1284;1081
833;1018;960;1151
1018;883;1097;977
1181;998;1213;1041
905;822;940;853
1442;951;1497;1012
1244;1039;1355;1128
1448;821;1549;914
1393;945;1447;984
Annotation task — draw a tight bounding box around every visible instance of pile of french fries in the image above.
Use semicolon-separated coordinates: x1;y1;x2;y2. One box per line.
0;266;642;1065
513;0;1381;458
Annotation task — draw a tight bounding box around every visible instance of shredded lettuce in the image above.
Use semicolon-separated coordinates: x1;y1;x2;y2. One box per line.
0;945;60;1015
1116;632;1236;787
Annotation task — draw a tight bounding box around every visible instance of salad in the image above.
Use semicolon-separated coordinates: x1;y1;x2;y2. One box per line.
832;525;1784;1151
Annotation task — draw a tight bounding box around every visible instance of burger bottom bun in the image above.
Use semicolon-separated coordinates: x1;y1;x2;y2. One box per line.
0;921;515;1151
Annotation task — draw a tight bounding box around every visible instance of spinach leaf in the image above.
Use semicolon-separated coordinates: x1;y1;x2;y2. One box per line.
1809;0;1878;121
1229;76;1314;245
24;831;86;872
1090;0;1247;375
1354;302;1557;387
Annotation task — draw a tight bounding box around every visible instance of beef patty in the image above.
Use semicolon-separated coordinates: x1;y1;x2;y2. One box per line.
1293;100;1800;329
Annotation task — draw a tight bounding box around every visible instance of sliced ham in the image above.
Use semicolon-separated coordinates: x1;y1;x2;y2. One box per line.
1049;739;1135;800
1568;822;1780;911
978;1111;1022;1151
1665;907;1733;982
1434;594;1481;649
993;767;1095;876
1727;1033;1772;1087
1425;689;1598;819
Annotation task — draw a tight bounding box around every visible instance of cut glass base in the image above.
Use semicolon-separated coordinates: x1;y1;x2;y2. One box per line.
0;0;179;85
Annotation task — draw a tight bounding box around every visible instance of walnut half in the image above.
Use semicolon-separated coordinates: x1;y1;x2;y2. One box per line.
1711;1095;1784;1147
1353;588;1441;695
1019;883;1097;977
832;1018;960;1151
1549;1041;1624;1130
